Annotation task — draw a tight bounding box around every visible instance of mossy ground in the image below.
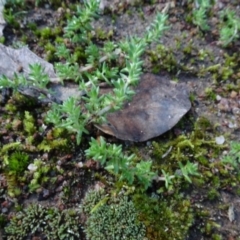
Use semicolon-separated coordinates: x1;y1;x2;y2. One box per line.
1;0;240;239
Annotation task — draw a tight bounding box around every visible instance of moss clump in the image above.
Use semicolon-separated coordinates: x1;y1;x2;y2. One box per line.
147;44;178;74
4;204;81;240
152;117;222;174
6;151;29;173
81;189;146;240
2;151;29;197
207;188;220;200
133;193;194;240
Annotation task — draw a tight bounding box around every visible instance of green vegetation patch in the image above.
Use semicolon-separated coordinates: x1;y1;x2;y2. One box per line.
4;204;81;240
81;189;146;240
133;193;193;240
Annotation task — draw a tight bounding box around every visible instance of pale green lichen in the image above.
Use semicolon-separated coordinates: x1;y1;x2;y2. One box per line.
81;189;146;240
4;204;81;240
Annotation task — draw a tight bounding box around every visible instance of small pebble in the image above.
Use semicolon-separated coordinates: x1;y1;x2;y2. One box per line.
216;95;222;101
228;122;237;129
44;4;50;9
2;207;8;214
215;135;225;145
42;153;49;160
228;204;235;222
28;163;38;172
43;188;50;198
232;107;240;115
230;91;237;99
77;162;84;168
218;98;230;112
146;141;152;147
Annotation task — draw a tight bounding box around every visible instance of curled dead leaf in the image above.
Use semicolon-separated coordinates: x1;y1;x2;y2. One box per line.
96;73;191;142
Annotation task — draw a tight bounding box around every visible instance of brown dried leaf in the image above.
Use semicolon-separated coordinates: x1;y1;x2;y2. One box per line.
96;73;191;142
